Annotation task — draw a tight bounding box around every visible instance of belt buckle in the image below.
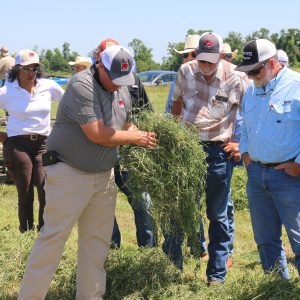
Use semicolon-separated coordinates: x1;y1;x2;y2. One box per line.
30;134;38;141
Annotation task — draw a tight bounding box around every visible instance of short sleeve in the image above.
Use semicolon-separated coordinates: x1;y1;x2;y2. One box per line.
61;79;103;125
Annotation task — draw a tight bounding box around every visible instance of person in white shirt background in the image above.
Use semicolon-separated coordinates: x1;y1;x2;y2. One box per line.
68;56;92;73
277;49;289;67
0;49;64;232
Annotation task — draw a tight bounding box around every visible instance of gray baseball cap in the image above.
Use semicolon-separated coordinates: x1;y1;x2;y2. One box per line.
101;45;134;86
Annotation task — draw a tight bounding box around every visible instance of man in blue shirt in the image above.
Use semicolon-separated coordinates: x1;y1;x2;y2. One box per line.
236;39;300;279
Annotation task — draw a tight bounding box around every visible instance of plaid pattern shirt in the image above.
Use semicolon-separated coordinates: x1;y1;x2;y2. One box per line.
172;60;249;142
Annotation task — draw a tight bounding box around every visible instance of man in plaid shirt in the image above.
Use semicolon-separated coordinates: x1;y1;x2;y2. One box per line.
165;32;249;284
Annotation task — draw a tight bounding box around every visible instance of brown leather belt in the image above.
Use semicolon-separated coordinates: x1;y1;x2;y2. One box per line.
256;158;295;168
19;134;47;141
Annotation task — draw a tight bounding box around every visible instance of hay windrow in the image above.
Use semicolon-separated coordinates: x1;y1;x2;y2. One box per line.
120;111;207;245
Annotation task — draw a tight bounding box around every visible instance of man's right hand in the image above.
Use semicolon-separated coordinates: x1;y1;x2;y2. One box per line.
222;141;241;162
135;131;157;149
81;119;157;148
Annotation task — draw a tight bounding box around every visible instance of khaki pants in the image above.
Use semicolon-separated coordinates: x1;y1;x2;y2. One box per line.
18;162;117;300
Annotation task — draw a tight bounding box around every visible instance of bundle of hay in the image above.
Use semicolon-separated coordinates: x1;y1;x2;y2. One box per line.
120;112;207;245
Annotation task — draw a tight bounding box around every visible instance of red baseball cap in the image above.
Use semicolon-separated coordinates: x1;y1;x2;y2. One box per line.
98;38;119;54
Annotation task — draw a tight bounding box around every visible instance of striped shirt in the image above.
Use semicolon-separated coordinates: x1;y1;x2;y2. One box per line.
172;60;249;142
47;66;132;172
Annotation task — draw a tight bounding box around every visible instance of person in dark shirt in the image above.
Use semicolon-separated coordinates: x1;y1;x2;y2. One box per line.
96;38;156;248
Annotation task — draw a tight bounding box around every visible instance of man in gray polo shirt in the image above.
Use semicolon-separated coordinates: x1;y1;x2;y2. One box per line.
18;45;157;300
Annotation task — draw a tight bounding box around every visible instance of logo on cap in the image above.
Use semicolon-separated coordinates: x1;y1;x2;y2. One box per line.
243;51;253;60
121;63;129;72
204;40;213;48
29;52;35;57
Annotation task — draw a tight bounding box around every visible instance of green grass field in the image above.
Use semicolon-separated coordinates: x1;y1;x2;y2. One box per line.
0;85;300;299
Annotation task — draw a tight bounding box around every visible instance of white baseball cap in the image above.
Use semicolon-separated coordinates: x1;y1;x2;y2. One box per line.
277;49;289;67
15;49;39;66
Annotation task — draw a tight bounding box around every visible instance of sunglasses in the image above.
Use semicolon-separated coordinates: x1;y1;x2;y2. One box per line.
20;66;39;73
222;53;232;59
256;88;274;97
182;52;196;59
198;60;214;65
246;61;267;76
75;65;86;70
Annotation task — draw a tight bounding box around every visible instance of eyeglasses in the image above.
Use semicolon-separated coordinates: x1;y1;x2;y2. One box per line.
75;65;86;70
222;53;232;59
182;52;196;59
20;66;39;73
246;61;267;76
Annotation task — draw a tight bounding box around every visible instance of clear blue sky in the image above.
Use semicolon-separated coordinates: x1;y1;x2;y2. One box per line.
2;0;299;63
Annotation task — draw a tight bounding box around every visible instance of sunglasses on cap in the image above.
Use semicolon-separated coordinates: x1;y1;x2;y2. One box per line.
19;66;39;73
222;53;232;59
182;52;197;59
246;61;267;76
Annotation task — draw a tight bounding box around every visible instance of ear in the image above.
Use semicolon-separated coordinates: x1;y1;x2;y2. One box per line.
98;61;103;69
268;58;277;69
97;62;106;74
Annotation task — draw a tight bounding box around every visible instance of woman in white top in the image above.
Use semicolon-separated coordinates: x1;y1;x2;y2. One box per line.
0;49;64;232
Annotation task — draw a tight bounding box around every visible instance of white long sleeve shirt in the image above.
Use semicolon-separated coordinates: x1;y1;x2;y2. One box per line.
0;78;64;136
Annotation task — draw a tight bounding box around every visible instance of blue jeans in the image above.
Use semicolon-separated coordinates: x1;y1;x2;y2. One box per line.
227;161;236;257
246;162;300;279
163;144;231;281
227;189;235;257
112;163;156;248
162;220;207;271
189;221;207;255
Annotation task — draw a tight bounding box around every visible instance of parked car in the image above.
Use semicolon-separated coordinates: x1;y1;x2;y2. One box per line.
138;70;177;86
51;76;70;86
43;74;70;86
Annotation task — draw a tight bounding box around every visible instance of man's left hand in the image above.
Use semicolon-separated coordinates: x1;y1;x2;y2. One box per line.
275;162;300;177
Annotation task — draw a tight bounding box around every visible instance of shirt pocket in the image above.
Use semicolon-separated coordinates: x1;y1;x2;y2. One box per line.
208;95;228;120
267;102;290;143
272;99;300;138
182;90;199;110
208;85;231;120
272;101;294;123
289;99;300;122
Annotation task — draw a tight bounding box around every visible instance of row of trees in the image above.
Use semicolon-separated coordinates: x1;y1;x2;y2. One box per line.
33;43;79;75
33;27;300;75
161;28;300;72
